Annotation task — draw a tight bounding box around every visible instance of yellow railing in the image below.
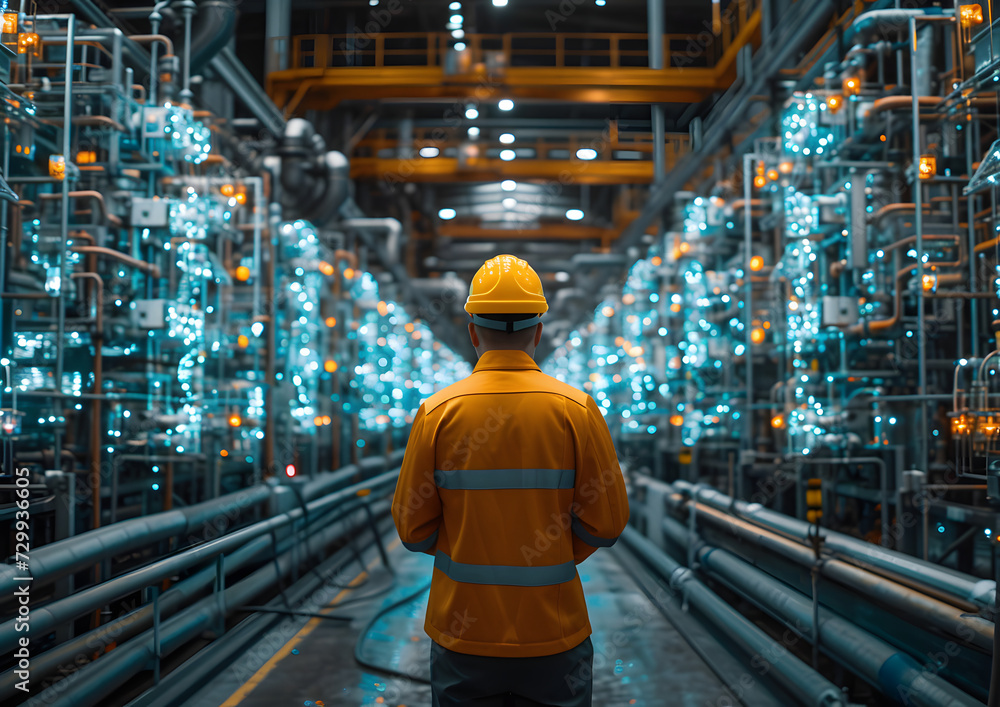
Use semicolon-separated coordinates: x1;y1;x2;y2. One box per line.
274;0;760;72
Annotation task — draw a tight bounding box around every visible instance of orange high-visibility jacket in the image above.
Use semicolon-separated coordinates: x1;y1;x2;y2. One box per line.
391;349;629;658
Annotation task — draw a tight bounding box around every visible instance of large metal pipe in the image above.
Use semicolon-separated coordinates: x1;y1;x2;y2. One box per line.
697;543;985;707
672;480;996;612
649;481;993;651
0;485;271;600
24;499;393;707
621;527;846;707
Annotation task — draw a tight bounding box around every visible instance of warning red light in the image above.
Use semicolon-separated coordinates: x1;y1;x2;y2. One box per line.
285;464;296;477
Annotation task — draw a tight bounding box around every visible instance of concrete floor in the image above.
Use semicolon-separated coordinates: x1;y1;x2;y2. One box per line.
184;538;780;707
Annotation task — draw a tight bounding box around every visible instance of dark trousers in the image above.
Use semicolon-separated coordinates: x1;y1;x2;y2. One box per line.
430;636;593;707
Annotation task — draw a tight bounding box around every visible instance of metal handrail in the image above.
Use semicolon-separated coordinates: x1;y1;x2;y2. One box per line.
274;9;762;74
1;466;401;705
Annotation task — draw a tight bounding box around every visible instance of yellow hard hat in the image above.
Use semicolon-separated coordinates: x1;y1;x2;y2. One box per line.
465;254;547;333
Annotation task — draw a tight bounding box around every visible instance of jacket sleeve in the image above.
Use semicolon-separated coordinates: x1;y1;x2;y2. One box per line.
391;405;442;555
571;396;629;563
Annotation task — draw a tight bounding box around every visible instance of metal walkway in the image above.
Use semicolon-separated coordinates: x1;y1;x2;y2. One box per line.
180;536;787;707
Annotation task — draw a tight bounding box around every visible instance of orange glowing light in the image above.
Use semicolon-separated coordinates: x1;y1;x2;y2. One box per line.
343;268;356;280
228;413;242;428
918;155;937;179
670;302;682;313
778;161;793;174
2;14;16;34
754;175;766;188
771;415;785;429
843;76;861;95
319;261;335;276
234;192;247;205
622;293;636;305
767;169;779;182
679;242;690;254
751;327;766;344
323;415;332;426
76;150;97;164
236;265;250;281
314;416;324;426
325;316;337;327
324;360;338;372
651;256;662;266
602;306;615;317
960;4;984;26
922;274;936;291
220;449;228;457
880;134;887;142
237;334;249;348
377;301;389;316
670;414;684;427
405;323;415;333
750;255;764;272
220;183;235;197
826;95;843;113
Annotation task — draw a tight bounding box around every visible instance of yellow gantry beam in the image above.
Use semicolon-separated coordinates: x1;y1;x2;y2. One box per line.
351;156;655;184
267;13;761;117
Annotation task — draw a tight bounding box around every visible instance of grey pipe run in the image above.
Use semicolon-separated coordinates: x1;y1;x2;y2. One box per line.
24;499;392;707
642;478;993;652
697;543;985;707
620;527;846;707
0;469;398;656
642;509;985;707
671;480;996;613
0;495;383;701
0;453;400;601
0;485;270;600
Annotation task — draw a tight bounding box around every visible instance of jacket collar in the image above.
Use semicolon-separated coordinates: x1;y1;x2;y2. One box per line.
473;349;540;373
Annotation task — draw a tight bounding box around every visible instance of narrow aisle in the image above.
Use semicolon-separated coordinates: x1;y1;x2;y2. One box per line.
189;538;768;707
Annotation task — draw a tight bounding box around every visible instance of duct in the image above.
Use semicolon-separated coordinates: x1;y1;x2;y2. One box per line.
620;528;846;707
672;480;996;612
161;0;238;76
277;119;350;227
209;47;287;135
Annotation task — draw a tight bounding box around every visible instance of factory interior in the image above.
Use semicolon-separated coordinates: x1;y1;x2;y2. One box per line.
1;0;1000;705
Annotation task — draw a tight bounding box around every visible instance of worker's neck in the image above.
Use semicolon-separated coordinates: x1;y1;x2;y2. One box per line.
475;345;536;359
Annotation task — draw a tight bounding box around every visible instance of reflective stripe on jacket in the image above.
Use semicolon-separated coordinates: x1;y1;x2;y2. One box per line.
391;349;629;657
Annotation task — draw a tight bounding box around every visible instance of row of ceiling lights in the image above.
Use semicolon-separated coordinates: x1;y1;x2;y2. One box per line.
434;1;592;225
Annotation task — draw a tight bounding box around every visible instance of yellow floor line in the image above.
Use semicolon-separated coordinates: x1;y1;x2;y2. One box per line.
220;537;401;706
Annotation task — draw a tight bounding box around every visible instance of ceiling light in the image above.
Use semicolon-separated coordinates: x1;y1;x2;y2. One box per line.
502;197;517;209
450;1;461;8
498;99;514;111
419;146;440;158
493;0;508;5
501;179;517;191
454;42;467;50
499;133;515;144
499;149;516;161
576;148;597;160
596;0;605;5
467;126;480;138
369;0;378;5
450;14;463;23
452;28;465;38
566;209;584;220
438;208;457;220
465;106;479;119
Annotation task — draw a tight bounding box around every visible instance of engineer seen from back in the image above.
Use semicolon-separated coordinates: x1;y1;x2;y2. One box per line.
391;254;630;707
